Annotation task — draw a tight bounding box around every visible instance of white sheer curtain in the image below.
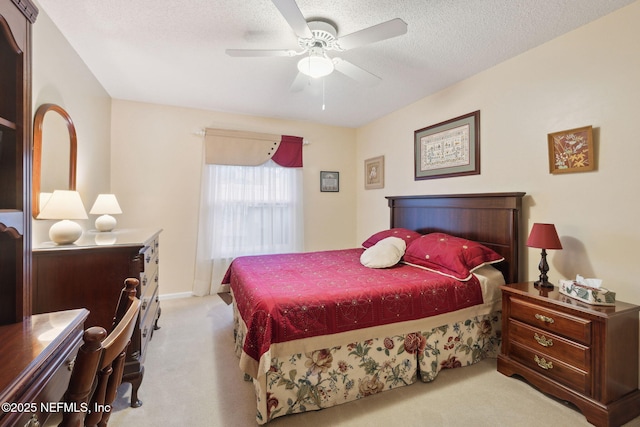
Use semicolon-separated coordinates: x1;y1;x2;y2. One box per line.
193;159;304;296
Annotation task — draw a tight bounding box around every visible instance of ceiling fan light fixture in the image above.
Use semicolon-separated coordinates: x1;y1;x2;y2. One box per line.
297;52;334;78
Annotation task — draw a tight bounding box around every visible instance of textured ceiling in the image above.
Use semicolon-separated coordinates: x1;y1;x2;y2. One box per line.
38;0;635;128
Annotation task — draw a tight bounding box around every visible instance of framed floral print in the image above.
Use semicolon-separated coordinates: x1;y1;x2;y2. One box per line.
547;125;594;174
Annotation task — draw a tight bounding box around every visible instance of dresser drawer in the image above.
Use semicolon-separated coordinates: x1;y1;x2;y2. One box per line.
139;242;159;299
510;341;591;395
142;238;159;273
139;279;158;328
508;319;590;370
139;265;158;300
509;297;591;345
139;286;160;362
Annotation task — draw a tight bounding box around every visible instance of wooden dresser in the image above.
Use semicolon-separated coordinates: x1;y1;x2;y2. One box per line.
0;309;87;427
32;229;162;408
498;282;640;427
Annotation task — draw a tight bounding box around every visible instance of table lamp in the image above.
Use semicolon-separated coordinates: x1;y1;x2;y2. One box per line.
90;194;123;232
37;190;88;244
526;223;563;288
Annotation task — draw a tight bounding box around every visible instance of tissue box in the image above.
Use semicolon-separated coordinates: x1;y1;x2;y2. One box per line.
559;280;616;306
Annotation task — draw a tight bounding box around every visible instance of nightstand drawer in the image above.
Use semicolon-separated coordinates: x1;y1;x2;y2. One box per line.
510;341;591;395
508;319;590;370
509;297;591;345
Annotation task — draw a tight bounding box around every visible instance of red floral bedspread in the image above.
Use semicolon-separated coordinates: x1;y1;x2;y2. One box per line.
222;248;483;363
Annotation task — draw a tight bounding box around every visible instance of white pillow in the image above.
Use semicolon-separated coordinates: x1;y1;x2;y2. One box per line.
360;236;406;268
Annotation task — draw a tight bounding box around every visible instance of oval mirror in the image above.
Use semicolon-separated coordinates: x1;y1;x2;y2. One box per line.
32;104;77;218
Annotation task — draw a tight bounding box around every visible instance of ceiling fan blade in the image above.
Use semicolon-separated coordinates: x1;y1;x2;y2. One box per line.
333;58;381;86
336;18;407;51
226;49;296;57
290;72;309;92
272;0;313;39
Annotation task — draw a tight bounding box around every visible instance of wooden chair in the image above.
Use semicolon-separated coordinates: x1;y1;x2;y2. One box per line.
59;278;141;427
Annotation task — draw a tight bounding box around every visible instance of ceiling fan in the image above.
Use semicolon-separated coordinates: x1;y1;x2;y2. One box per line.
225;0;408;91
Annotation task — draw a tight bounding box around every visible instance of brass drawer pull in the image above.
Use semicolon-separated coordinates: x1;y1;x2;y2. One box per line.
534;354;553;370
535;313;555;324
534;333;553;347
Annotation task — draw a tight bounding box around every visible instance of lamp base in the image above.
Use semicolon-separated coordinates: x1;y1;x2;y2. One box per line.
534;280;555;289
49;220;82;245
95;214;117;232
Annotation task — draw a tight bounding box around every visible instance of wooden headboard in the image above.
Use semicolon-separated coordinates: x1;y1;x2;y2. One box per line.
387;192;525;284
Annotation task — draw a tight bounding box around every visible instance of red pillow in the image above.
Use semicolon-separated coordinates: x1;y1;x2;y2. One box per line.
402;233;504;281
362;228;422;249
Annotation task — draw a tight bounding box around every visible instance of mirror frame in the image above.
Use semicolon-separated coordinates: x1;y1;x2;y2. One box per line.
32;103;78;218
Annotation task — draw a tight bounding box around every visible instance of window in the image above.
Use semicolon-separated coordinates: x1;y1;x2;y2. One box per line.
193;159;303;295
209;160;303;257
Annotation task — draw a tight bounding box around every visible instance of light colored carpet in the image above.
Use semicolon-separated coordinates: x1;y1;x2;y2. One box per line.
108;295;640;427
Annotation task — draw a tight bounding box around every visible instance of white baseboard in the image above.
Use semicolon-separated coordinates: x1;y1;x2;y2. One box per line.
158;291;193;300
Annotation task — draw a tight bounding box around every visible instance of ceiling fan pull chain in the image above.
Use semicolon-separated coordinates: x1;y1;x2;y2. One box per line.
322;78;326;111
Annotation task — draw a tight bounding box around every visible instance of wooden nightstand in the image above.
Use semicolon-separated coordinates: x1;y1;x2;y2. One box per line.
497;282;640;427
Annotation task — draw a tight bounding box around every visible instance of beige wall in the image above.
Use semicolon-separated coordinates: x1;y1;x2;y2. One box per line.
32;3;356;297
357;2;640;306
31;2;112;244
110;100;357;295
31;0;640;310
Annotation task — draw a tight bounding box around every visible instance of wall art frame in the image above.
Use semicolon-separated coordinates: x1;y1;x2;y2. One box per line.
364;155;384;189
414;110;480;180
547;125;594;174
320;171;339;192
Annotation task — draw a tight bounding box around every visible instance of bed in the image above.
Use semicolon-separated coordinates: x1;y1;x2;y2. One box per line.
223;192;525;424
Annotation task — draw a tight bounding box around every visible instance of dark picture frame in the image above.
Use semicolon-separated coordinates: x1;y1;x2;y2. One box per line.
320;171;339;192
547;125;594;174
414;110;480;180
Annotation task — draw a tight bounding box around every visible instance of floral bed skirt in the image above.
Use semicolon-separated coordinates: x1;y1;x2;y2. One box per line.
232;302;501;424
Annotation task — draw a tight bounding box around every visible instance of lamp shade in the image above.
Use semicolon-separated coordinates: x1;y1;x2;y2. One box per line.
526;223;562;250
39;192;52;211
37;190;88;220
90;194;122;215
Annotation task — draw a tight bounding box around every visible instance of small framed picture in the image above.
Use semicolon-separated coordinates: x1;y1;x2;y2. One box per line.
547;125;594;174
320;171;339;192
364;155;384;189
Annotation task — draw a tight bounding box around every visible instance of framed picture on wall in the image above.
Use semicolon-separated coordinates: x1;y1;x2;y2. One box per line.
320;171;339;192
547;125;595;174
414;110;480;180
364;155;384;189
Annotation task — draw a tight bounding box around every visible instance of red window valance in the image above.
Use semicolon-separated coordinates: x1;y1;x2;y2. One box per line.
271;135;303;167
204;129;303;168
